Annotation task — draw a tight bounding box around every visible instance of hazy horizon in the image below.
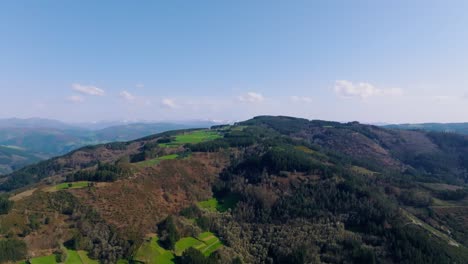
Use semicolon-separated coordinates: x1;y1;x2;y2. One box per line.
2;1;468;123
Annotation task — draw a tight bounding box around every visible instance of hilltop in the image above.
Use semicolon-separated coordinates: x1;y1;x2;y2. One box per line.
0;116;467;264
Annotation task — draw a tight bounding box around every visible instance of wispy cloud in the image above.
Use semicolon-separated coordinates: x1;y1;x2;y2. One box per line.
136;83;145;88
66;95;85;103
238;92;264;103
161;98;177;109
290;95;313;103
72;83;105;96
120;90;135;101
334;80;403;99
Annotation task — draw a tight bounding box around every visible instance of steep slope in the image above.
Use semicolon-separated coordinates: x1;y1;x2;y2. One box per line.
0;116;467;264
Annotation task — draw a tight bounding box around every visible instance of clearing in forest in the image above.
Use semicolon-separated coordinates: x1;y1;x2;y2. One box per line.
135;154;179;167
134;235;174;264
159;130;222;147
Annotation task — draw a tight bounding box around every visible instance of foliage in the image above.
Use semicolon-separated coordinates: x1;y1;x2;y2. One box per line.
66;162;130;182
0;238;27;263
0;195;13;214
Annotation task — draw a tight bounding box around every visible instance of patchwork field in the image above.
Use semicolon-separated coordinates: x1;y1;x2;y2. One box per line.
159;130;221;147
134;235;174;264
174;237;203;256
195;232;223;256
134;232;222;263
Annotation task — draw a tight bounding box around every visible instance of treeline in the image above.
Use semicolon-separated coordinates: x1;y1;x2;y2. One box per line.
0;195;13;214
0;158;65;191
66;162;129;182
0;239;27;263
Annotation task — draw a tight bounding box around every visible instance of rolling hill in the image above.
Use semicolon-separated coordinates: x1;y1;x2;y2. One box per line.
0;120;216;174
0;116;467;264
385;122;468;135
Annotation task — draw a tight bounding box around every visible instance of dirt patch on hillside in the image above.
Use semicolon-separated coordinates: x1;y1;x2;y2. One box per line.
72;152;229;237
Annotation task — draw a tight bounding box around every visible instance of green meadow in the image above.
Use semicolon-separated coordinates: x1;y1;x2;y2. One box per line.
20;248;98;264
134;236;175;264
55;181;90;191
159;130;221;147
198;194;240;212
134;232;223;262
135;154;179;167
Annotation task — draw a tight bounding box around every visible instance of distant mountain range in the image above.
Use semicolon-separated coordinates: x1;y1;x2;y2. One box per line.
384;122;468;134
0;118;218;174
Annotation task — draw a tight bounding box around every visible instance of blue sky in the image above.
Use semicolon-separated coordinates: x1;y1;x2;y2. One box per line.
1;1;468;123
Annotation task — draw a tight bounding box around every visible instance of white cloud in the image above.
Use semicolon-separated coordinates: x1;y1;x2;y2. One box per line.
290;96;313;103
334;80;403;99
161;98;177;109
238;92;264;103
72;83;105;96
66;95;85;103
120;90;135;101
136;83;145;88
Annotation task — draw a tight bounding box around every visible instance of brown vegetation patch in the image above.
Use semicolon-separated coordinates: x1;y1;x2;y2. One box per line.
72;152;229;237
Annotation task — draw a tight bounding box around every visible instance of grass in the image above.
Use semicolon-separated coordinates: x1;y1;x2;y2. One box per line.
65;249;82;264
196;232;223;256
159;130;222;147
77;250;99;264
29;255;57;264
350;166;375;177
55;181;90;190
198;198;219;212
173;232;223;257
175;237;203;256
420;182;463;191
134;235;175;264
18;249;98;264
135;154;179;167
198;194;240;212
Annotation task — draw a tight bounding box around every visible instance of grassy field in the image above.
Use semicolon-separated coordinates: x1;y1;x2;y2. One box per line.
350;166;375;177
76;250;99;264
159;130;222;147
196;232;223;256
29;255;57;264
135;154;179;167
174;237;203;256
420;182;464;191
198;198;219;212
173;232;223;257
55;181;90;190
198;194;240;212
20;248;98;264
65;249;82;264
134;235;175;264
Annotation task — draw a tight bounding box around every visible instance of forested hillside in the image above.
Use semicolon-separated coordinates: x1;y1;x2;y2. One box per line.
0;121;213;174
0;116;467;264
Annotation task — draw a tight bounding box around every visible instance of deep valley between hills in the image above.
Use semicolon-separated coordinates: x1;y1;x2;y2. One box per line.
1;116;468;264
